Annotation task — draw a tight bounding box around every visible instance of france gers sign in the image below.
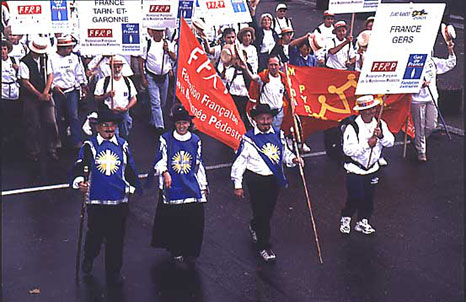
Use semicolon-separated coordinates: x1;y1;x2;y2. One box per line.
176;18;246;149
142;0;179;29
355;3;445;95
328;0;380;14
9;0;71;34
198;0;251;26
77;0;143;56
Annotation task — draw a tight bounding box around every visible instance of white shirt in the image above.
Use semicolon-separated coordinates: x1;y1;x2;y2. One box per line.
273;17;293;35
241;44;258;74
261;29;275;54
220;65;248;97
2;56;19;100
87;55;134;82
50;52;87;91
343;116;394;175
94;76;137;109
9;42;28;61
142;38;175;75
231;127;296;189
411;54;456;104
258;74;285;110
18;57;52;80
325;37;356;70
313;23;335;62
153;131;208;204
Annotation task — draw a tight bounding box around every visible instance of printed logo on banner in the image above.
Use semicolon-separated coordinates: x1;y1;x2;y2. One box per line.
178;0;194;18
206;1;226;9
88;29;113;38
363;0;379;9
403;54;427;79
371;62;398;72
150;5;171;13
50;0;68;21
412;9;428;20
231;0;247;12
18;5;42;15
122;24;140;44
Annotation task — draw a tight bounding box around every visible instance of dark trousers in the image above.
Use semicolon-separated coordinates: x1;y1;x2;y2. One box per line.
22;95;60;157
54;89;81;147
232;95;251;130
245;171;280;250
341;172;378;221
84;203;128;277
2;98;23;145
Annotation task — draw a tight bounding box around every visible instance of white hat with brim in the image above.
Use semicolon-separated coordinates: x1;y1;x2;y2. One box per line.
220;44;236;66
106;55;126;65
357;30;371;48
56;35;76;47
353;95;380;111
148;25;165;31
276;3;287;11
192;19;207;32
234;40;247;65
333;21;347;34
441;23;456;43
308;33;325;53
29;37;49;54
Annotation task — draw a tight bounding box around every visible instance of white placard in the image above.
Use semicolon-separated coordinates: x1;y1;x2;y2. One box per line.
142;0;180;29
355;3;446;95
198;0;251;27
328;0;380;14
77;1;143;56
9;0;72;35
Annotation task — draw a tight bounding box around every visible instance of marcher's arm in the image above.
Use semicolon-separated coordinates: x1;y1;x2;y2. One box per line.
281;131;297;167
343;125;370;157
153;136;168;175
231;139;249;189
72;143;93;190
196;140;208;191
378;120;395;148
328;38;351;55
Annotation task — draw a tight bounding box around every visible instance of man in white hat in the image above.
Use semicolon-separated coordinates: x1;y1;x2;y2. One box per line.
272;3;294;36
339;95;394;235
18;36;60;162
411;41;456;162
313;10;336;64
50;35;88;149
139;26;176;134
326;21;356;70
94;56;138;140
269;27;294;64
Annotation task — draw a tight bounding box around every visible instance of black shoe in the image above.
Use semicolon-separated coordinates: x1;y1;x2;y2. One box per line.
81;258;93;275
107;273;124;286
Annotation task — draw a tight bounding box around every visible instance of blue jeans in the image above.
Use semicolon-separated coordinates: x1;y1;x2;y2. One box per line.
147;74;169;129
113;111;133;140
54;89;81;146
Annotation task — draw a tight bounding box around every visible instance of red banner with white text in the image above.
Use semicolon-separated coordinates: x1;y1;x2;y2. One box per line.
176;18;246;149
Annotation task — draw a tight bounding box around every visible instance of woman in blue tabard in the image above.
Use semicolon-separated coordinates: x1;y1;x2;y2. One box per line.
148;104;208;263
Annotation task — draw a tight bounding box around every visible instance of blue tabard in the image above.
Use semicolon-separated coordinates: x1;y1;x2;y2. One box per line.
244;128;288;187
86;136;128;201
161;132;202;201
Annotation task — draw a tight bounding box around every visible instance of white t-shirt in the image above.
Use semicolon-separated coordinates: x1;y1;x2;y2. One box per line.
142;38;175;75
94;76;137;109
50;52;87;91
2;56;19;100
9;43;28;61
220;65;248;97
242;44;258;74
87;55;134;82
259;74;284;110
325;37;356;70
261;29;275;54
273;17;293;35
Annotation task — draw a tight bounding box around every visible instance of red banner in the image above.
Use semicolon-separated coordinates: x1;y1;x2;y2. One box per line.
284;65;414;138
176;18;246;149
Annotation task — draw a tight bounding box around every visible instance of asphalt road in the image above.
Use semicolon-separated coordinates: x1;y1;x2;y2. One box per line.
1;1;464;302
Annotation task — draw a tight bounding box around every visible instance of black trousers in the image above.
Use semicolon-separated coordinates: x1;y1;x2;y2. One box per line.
84;203;128;277
245;171;280;250
341;172;378;220
232;95;251;130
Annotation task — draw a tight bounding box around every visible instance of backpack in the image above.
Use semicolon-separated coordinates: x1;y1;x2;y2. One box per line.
324;115;359;163
103;76;132;102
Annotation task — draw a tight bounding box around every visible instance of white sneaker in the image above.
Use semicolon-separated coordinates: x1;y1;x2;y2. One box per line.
378;157;388;166
300;143;311;153
339;217;351;234
259;249;276;262
354;219;375;235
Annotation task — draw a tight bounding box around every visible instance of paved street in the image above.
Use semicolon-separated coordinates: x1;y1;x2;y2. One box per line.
1;1;464;301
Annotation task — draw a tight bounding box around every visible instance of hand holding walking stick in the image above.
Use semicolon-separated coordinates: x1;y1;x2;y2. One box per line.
367;99;385;169
75;166;89;282
290;127;323;264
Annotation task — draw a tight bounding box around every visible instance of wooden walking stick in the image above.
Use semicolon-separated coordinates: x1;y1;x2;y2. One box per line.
290;127;323;264
402;117;409;158
110;55;115;110
75;166;89;282
346;13;355;65
366;97;386;169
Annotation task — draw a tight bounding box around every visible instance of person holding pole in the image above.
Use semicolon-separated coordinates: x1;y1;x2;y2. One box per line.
231;103;303;262
139;27;176;135
325;21;356;70
71;110;141;285
339;95;394;235
410;41;456;162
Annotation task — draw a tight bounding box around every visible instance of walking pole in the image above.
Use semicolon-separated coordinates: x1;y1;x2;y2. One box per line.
402;116;409;158
346;13;355;65
110;55;115;110
425;83;452;140
366;96;386;169
75;166;89;282
290;127;323;264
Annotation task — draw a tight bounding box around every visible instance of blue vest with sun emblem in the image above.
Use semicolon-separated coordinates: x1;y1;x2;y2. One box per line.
163;132;202;202
88;136;128;201
245;127;287;187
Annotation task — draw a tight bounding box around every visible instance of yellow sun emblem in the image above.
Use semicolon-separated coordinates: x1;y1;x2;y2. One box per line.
95;150;121;176
172;151;192;174
260;143;280;164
